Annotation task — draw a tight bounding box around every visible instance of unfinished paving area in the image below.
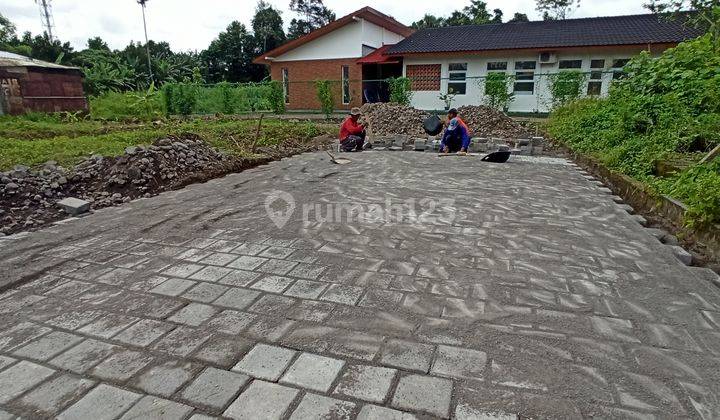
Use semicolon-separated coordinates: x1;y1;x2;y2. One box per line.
0;151;719;419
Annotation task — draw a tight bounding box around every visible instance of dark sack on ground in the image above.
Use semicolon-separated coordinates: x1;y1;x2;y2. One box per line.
423;115;443;136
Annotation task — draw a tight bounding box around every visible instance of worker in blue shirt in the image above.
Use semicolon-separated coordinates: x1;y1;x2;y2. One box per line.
440;117;470;154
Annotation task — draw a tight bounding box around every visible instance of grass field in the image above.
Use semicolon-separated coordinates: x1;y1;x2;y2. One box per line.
0;116;338;170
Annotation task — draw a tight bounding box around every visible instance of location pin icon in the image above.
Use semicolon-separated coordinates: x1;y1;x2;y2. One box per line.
265;190;296;229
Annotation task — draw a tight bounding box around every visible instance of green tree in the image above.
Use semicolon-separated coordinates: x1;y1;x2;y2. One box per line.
508;12;530;22
253;0;286;53
87;37;110;51
536;0;580;20
0;13;16;43
19;31;75;64
411;14;446;29
202;21;257;83
287;0;335;39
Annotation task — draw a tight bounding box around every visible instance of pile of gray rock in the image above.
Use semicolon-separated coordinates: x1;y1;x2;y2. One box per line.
0;136;230;235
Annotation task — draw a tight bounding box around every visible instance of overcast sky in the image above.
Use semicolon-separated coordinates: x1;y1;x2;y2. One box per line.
3;0;648;52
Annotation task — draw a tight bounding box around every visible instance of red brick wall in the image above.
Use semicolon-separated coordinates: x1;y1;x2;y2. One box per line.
269;59;363;111
0;67;88;115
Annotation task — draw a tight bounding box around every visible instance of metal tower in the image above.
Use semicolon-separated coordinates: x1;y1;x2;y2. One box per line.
35;0;56;41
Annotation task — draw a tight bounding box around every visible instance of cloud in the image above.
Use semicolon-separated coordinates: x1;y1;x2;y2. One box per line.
2;0;648;52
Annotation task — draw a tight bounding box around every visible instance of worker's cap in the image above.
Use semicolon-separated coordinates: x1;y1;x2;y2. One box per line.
447;108;458;115
447;118;459;131
349;107;362;116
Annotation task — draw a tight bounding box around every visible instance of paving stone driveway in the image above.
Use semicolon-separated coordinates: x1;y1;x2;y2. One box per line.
1;151;719;419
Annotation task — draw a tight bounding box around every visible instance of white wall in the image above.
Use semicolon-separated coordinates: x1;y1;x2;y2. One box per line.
274;19;405;62
404;47;654;113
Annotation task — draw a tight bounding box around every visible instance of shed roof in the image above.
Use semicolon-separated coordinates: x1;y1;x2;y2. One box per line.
387;13;703;55
0;50;82;71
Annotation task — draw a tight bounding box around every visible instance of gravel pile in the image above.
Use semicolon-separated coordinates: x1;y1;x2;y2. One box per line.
360;103;430;137
456;105;529;138
1;136;233;235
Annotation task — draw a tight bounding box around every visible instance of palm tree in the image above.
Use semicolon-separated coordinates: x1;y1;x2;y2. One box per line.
137;0;154;83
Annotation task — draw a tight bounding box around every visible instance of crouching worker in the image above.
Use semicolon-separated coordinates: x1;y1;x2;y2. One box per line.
440;115;470;154
339;107;367;152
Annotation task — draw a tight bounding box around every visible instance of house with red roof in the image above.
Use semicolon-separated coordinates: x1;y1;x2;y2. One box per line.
254;8;701;113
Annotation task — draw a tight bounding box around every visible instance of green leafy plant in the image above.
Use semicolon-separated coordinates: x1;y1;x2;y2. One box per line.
315;80;334;119
173;83;198;117
388;77;413;106
130;82;163;119
482;73;515;110
268;80;286;114
438;92;456;110
218;82;235;114
548;70;587;108
162;83;176;115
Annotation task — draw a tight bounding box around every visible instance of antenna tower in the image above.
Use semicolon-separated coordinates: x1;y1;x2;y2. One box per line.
35;0;56;41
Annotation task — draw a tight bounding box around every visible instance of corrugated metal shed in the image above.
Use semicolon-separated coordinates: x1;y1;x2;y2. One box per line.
0;50;82;72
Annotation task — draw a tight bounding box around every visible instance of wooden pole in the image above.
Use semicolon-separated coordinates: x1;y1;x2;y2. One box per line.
251;113;264;153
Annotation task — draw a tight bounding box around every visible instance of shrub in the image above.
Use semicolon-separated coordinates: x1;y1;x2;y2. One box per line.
388;77;413;106
547;35;720;226
219;82;235;114
90;91;163;121
315;80;334;118
482;73;514;110
548;70;587;108
268;80;286;114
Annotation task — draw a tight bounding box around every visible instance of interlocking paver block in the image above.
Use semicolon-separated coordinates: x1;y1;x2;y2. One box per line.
380;339;435;373
17;374;95;416
0;355;15;371
200;252;238;267
431;345;487;380
259;247;295;259
0;360;55;403
205;310;257;335
280;353;345;392
189;266;234;282
182;367;250;410
161;263;205;278
257;259;299;275
391;374;453;418
249;294;297;314
49;339;116;373
0;322;51;352
151;326;210;357
232;243;268;256
90;350;154;381
150;278;196;297
12;331;83;361
287;264;326;279
250;275;295;293
289;393;356;419
114;319;174;347
58;384;141;420
357;404;417;420
135;360;197;397
283;279;327;299
224;380;299;420
213;288;261;310
193;336;254;368
168;303;218;326
334;364;397;403
227;256;267;271
119;395;194;420
218;269;262;287
320;284;365;305
232;343;296;381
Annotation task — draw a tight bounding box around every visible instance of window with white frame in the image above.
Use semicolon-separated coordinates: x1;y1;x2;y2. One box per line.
558;59;582;69
612;58;630;80
587;59;605;95
486;61;507;72
341;65;350;104
447;63;467;95
513;61;536;95
281;68;289;104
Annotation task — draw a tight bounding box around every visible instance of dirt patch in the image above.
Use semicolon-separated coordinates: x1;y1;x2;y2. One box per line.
0;135;333;236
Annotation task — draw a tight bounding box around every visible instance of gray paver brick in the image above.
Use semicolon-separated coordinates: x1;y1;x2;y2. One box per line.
168;303;218;326
181;367;250;410
189;266;235;282
333;364;397;403
12;330;83;361
0;322;52;352
280;352;345;392
231;243;268;256
114;319;174;347
250;275;295;293
224;380;299;420
152;326;211;357
431;345;487;380
0;360;55;404
49;339;116;373
320;284;365;305
0;409;15;420
218;269;262;287
150;278;196;297
78;314;138;339
213;288;261;310
232;343;296;381
289;393;356;420
90;350;154;381
227;255;267;271
161;263;205;278
119;395;194;420
283;279;327;299
182;282;230;302
380;339;435;373
58;384;141;420
0;355;15;371
17;374;95;416
193;336;254;368
391;374;453;418
357;404;417;420
135;360;197;397
256;259;298;275
249;294;297;314
205;310;257;335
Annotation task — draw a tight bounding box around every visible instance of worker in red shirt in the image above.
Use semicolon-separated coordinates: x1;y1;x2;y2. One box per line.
339;107;368;152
